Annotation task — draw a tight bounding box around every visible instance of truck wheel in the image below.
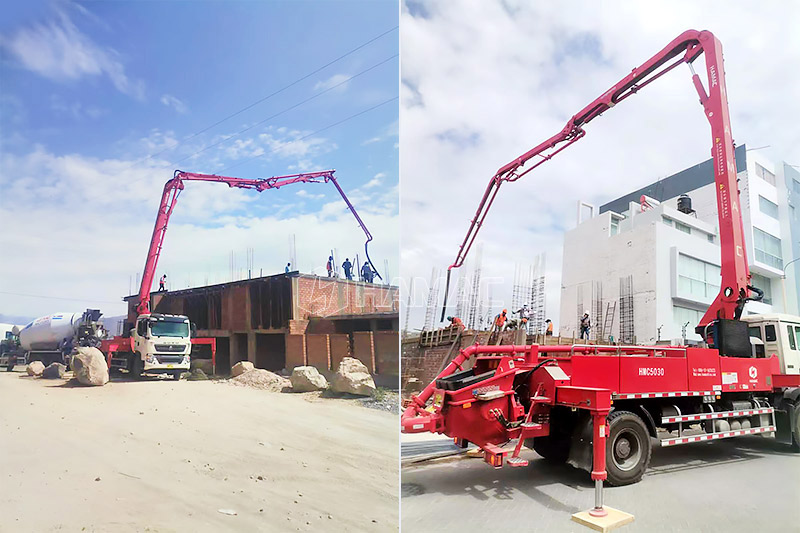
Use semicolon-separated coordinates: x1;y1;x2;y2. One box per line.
606;410;652;486
527;437;570;463
6;364;12;372
791;403;800;453
131;354;143;380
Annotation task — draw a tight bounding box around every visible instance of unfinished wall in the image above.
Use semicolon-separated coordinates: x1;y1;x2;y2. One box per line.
374;331;399;376
306;334;330;371
294;276;398;319
352;331;375;373
329;334;350;371
285;334;306;369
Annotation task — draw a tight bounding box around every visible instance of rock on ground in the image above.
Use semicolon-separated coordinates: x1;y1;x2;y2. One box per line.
231;361;254;377
290;366;328;392
41;362;66;379
190;359;213;375
229;369;290;392
71;347;109;386
331;357;376;396
187;368;209;381
26;361;45;376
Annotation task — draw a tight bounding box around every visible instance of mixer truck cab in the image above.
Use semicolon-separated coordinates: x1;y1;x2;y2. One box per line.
130;313;192;379
741;313;800;375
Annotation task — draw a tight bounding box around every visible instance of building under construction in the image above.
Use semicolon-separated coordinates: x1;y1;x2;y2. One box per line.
123;272;399;381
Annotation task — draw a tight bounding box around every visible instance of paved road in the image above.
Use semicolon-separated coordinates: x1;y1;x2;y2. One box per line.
402;434;799;532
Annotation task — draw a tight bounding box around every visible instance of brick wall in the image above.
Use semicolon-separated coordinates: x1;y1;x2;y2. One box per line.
294;276;398;319
329;334;350;372
374;331;399;376
352;331;375;373
306;334;330;371
285;334;306;368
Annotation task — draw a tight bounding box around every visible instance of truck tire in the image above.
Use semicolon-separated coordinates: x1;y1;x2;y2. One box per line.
606;410;652;486
528;436;570;463
131;354;143;380
791;403;800;453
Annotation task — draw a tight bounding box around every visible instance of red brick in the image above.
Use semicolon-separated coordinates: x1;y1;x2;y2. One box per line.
285;334;306;369
352;332;375;373
329;334;351;371
306;334;330;372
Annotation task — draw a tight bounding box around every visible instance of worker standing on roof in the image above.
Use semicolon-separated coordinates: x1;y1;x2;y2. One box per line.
285;262;291;273
514;304;530;329
343;258;353;280
361;262;373;283
159;274;167;292
545;319;553;336
326;256;334;277
494;309;508;331
580;312;591;340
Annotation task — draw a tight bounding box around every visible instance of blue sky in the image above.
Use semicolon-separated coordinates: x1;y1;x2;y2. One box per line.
0;0;399;320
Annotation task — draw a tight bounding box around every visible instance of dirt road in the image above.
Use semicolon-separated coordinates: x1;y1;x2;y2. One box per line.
0;370;398;532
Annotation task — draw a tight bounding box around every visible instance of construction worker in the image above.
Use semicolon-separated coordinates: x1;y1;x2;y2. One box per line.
342;258;353;280
580;312;591;340
494;309;508;331
545;319;554;336
447;316;464;330
159;274;167;292
514;304;530;329
361;262;373;283
326;256;334;277
285;262;291;273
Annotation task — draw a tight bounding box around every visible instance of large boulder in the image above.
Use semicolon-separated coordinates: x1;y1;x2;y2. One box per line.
41;362;66;379
190;358;214;375
71;347;109;386
331;357;376;396
290;366;328;392
26;361;45;376
231;361;254;377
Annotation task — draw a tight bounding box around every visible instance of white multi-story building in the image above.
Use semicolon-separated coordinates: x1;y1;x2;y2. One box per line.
560;144;800;345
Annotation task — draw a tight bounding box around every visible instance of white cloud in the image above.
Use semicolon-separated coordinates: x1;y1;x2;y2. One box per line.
400;1;800;333
0;6;145;100
362;172;385;189
313;73;351;92
160;94;188;114
296;189;324;200
0;146;399;318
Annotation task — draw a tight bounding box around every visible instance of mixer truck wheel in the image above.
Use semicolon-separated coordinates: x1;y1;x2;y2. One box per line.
606;410;652;486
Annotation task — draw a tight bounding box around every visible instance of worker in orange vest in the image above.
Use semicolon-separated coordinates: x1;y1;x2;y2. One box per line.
494;309;508;330
447;316;464;330
545;319;554;336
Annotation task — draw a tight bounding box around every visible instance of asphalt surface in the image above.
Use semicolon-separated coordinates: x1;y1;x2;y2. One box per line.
401;434;800;532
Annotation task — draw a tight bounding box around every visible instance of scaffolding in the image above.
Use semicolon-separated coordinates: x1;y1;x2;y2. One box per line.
619;275;635;344
593;281;604;342
402;277;413;339
423;267;440;332
529;253;546;335
467;243;483;330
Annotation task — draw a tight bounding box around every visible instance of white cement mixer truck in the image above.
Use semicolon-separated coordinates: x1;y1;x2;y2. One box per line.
19;310;106;367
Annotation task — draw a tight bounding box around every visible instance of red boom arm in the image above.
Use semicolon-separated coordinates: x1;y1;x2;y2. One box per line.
136;169;380;315
441;30;754;338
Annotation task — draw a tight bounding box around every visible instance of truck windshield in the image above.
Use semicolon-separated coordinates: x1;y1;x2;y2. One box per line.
150;321;189;338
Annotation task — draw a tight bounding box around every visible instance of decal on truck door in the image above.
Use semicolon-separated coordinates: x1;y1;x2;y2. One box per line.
722;371;738;384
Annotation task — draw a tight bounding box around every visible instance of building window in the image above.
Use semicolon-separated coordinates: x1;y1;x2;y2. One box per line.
673;305;704;330
793;180;800;194
678;254;721;301
663;217;672;226
610;217;620;236
675;221;691;234
758;196;779;219
753;227;783;269
756;163;776;186
750;273;773;305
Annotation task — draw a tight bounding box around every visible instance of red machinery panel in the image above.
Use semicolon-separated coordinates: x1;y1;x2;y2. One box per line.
718;356;780;392
619;356;688;394
685;347;722;392
570;356;620;393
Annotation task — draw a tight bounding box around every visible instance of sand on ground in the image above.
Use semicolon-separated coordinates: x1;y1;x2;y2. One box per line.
0;370;398;532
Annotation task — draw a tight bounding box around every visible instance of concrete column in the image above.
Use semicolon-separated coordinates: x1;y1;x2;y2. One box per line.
247;332;257;365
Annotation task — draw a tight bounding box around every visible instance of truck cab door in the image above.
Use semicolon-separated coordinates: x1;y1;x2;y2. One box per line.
782;324;800;375
134;319;147;355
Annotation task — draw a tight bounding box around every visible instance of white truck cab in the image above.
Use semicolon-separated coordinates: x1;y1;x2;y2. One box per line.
132;313;192;379
742;313;800;375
